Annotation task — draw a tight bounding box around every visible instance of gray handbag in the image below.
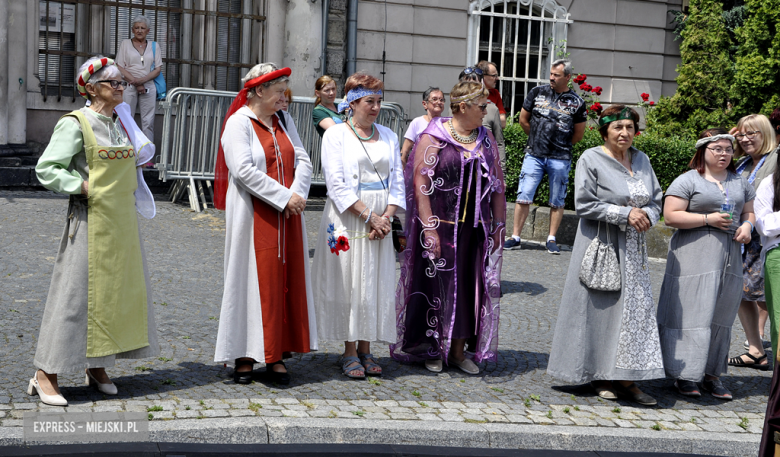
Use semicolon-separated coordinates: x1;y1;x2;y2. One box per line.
579;221;621;291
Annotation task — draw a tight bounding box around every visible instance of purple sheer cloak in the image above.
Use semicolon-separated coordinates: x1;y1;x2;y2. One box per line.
390;117;506;364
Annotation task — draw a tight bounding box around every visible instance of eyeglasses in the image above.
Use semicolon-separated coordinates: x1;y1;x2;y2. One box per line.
96;80;128;89
734;130;761;140
425;97;445;103
477;103;488;112
485;73;499;78
706;147;735;156
462;67;483;76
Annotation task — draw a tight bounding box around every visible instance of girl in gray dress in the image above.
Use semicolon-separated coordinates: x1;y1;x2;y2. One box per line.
658;128;755;400
548;106;664;406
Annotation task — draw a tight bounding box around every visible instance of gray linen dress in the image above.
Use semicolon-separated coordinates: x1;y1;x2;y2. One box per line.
34;108;159;373
547;146;665;383
657;170;755;381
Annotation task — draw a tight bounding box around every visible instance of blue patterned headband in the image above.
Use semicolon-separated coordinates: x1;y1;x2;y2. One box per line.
337;86;383;113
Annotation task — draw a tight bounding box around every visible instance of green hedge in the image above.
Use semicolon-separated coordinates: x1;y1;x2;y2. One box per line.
504;124;697;211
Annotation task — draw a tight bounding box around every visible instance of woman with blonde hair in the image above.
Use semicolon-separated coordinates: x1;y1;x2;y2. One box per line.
728;114;778;371
312;75;342;137
391;80;505;375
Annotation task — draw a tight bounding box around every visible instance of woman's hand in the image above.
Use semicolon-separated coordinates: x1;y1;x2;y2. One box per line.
707;211;732;231
81;180;89;197
627;208;651;233
368;213;391;240
284;192;306;218
734;222;752;244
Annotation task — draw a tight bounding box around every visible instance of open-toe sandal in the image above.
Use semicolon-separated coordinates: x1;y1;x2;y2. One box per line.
358;353;382;376
233;359;254;384
341;356;366;379
728;352;770;370
266;360;291;385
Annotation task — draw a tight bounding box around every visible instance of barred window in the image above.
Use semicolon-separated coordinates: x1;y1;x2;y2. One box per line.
468;0;571;116
37;0;266;101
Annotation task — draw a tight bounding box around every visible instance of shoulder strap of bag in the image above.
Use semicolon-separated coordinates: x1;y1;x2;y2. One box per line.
352;123;388;194
151;41;156;71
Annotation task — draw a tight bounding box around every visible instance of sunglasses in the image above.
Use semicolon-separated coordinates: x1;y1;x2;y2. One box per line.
477;103;488;112
462;67;483;76
96;80;128;89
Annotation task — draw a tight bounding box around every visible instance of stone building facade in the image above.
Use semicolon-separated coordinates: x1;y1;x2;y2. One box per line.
0;0;684;183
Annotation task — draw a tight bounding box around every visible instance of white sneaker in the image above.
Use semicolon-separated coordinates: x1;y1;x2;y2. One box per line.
448;356;480;375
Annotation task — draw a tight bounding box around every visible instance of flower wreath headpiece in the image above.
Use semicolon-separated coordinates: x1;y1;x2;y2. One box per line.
76;57;115;99
598;107;634;127
214;67;292;210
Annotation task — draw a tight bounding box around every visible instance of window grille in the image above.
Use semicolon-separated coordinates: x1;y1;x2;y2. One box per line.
37;0;266;102
468;0;571;117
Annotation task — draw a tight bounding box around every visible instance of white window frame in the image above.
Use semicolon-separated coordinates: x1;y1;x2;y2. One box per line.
467;0;572;116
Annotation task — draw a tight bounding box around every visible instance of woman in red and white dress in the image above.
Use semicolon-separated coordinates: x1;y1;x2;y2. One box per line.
213;63;317;385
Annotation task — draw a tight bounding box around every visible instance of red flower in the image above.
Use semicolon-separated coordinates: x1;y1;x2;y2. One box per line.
592;86;603;96
640;92;650;102
636;131;642;136
337;236;350;253
579;83;592;92
589;102;603;113
649;101;655;106
573;74;587;84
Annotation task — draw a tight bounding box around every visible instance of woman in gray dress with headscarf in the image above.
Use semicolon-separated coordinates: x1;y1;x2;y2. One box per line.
547;105;664;406
658;128;755;401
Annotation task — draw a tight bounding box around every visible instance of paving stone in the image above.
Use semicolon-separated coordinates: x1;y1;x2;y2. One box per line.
0;193;770;436
613;419;636;428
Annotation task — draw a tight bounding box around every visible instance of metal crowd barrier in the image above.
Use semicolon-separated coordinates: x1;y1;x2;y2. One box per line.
156;87;407;212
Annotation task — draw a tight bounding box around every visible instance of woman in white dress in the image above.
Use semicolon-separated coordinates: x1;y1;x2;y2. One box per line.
310;72;405;379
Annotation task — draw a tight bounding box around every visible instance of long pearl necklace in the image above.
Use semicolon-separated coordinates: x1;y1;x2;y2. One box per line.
448;119;477;144
350;117;375;141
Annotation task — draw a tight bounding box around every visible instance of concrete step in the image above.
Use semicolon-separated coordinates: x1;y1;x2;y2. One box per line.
0;166;172;195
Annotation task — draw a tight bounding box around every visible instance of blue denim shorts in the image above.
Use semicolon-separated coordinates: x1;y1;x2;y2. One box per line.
516;154;571;208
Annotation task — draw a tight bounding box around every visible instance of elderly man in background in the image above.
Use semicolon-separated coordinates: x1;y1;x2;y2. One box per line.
504;58;586;254
476;60;506;129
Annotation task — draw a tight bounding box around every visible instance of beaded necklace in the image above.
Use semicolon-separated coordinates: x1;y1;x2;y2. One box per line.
349;117;375;141
447;119;477;144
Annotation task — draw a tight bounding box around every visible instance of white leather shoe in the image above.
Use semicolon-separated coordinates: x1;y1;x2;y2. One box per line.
85;370;118;395
27;372;68;406
448;356;480;375
425;359;443;373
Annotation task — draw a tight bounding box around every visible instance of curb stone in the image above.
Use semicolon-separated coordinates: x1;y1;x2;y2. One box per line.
0;417;761;456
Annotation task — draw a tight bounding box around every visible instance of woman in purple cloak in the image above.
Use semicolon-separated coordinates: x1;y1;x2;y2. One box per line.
390;81;506;374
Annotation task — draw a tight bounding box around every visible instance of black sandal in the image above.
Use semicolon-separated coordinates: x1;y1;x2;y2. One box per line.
266;360;291;385
233;358;255;384
728;352;770;370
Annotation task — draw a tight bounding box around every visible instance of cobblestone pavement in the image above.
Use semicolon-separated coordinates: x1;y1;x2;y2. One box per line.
0;190;771;436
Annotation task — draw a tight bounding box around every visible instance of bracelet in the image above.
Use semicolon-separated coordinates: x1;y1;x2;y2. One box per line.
364;209;372;224
704;214;708;226
742;220;754;232
358;207;369;219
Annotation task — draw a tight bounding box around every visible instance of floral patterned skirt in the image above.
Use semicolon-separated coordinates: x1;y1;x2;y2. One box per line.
743;228;765;302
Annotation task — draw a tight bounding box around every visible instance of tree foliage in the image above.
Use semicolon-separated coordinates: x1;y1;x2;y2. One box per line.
649;0;780;136
646;0;733;137
730;0;780;117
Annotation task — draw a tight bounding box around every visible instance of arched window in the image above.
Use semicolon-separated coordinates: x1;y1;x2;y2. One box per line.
467;0;572;116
